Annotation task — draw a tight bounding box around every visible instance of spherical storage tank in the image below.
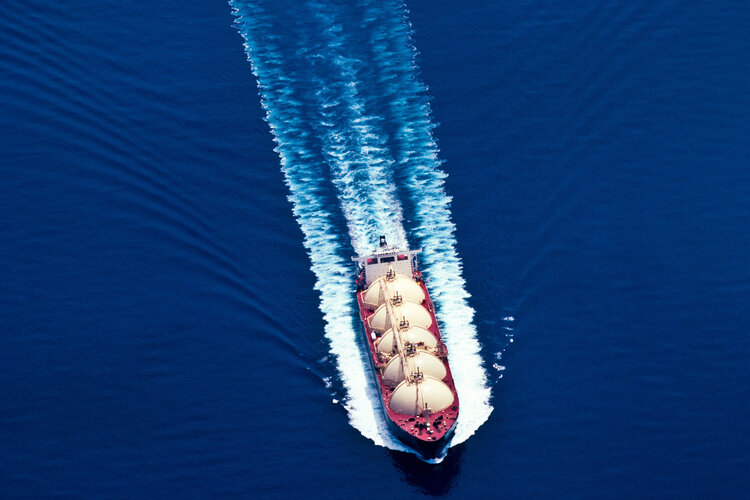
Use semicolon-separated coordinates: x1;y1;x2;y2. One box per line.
363;275;425;309
376;326;437;354
389;377;455;416
369;302;432;333
383;351;447;386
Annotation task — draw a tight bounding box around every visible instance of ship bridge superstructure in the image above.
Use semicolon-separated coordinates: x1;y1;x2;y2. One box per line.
354;235;421;286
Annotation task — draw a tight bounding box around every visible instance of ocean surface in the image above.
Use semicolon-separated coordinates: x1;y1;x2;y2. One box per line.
1;0;748;497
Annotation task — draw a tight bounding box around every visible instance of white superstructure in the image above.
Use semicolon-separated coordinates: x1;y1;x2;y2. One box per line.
353;235;421;286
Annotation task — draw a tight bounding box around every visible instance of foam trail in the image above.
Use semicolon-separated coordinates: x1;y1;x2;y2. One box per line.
232;0;493;454
358;0;493;445
231;1;410;453
307;3;408;254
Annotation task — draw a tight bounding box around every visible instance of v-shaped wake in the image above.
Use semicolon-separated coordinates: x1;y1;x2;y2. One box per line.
231;0;492;454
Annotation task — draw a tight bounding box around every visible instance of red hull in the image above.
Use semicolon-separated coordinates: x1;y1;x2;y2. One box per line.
355;269;459;459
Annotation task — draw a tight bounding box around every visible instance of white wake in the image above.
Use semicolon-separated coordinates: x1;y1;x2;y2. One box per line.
231;0;492;454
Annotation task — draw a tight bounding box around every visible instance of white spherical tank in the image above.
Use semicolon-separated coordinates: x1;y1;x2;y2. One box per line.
389;377;455;416
376;326;438;354
363;275;425;309
382;351;447;386
369;302;432;333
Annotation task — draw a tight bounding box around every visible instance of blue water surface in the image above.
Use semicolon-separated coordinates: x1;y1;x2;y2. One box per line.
1;0;748;497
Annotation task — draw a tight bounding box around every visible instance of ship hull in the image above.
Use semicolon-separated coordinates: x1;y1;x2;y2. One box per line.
359;320;456;459
355;267;459;460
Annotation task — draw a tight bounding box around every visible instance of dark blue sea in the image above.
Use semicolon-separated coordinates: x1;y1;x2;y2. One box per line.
2;0;749;497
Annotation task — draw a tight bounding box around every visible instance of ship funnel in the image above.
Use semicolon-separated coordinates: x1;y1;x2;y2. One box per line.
379;235;387;247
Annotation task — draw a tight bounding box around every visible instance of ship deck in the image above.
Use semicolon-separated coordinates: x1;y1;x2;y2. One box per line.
355;270;459;454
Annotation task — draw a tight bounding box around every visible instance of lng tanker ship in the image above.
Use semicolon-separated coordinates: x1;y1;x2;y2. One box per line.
354;236;459;459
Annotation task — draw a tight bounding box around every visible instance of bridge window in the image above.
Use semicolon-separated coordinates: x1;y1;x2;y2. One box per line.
397;254;408;261
380;256;395;263
367;258;378;265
